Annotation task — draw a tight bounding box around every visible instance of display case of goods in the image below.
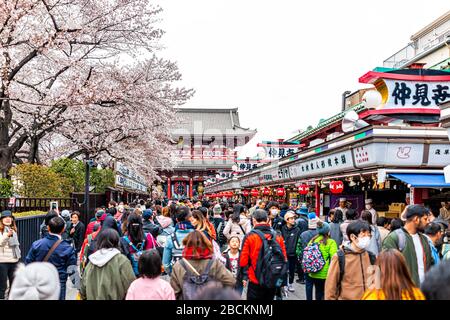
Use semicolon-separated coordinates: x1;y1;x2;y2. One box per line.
385;203;406;218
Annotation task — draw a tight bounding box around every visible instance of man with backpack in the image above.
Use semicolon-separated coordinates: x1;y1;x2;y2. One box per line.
162;206;196;275
325;220;376;300
239;209;287;300
382;204;433;286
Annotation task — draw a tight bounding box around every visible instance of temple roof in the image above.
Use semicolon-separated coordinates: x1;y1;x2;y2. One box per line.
173;107;257;137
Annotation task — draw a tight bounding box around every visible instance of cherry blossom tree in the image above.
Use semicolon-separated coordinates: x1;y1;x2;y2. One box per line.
0;0;193;180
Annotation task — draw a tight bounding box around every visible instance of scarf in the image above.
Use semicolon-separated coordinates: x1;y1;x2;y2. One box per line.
175;221;195;231
4;230;21;259
182;245;213;260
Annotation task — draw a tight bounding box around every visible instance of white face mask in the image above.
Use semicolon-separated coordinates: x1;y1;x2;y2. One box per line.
365;205;372;210
270;209;279;216
355;236;371;250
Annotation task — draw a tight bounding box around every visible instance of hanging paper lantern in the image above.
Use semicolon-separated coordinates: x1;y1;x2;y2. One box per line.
225;191;233;198
242;190;250;197
329;180;344;194
298;184;309;195
276;187;286;197
262;187;271;196
250;188;259;197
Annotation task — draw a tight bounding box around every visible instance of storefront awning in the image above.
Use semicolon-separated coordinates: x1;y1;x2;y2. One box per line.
390;173;450;188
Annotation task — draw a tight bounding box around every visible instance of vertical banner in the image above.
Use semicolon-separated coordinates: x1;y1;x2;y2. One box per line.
410;187;415;205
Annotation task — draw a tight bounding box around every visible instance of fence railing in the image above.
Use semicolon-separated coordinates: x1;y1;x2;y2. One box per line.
15;214;46;262
0;197;78;213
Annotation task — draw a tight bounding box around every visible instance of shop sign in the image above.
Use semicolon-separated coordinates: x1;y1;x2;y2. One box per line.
235;162;258;172
353;143;424;167
116;162;146;184
288;150;354;179
428;144;450;166
381;79;450;109
116;175;148;193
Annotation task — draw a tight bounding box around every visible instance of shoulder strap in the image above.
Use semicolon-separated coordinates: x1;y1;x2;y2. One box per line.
368;251;376;265
239;224;246;234
180;258;200;276
394;229;406;252
43;239;63;262
202;258;215;276
171;232;182;249
337;249;345;292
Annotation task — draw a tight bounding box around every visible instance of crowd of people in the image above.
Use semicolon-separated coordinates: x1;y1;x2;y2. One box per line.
0;197;450;300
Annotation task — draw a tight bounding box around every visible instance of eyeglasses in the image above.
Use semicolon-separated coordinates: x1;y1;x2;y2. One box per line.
287;217;295;220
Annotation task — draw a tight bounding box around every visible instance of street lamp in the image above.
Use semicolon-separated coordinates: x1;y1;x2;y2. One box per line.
79;152;97;218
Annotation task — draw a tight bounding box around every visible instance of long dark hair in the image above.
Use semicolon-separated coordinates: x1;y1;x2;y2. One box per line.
127;213;144;244
231;204;245;224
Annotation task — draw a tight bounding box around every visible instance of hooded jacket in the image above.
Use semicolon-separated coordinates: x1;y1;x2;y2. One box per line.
324;243;374;300
0;229;21;263
80;248;135;300
281;224;302;257
162;221;195;274
223;215;251;242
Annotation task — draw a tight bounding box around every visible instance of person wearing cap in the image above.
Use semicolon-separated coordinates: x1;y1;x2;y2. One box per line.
85;209;106;238
281;210;302;292
0;210;21;299
382;204;433;286
8;262;60;300
295;204;309;235
335;198;348;220
365;199;378;225
142;209;162;238
306;221;338;300
60;210;72;241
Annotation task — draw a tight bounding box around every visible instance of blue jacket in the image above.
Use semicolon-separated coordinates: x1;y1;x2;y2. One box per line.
426;236;440;266
162;228;194;274
25;234;77;284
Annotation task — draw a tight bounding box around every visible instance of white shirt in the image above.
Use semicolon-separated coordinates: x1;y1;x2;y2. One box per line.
368;208;378;225
411;233;425;284
48;232;62;240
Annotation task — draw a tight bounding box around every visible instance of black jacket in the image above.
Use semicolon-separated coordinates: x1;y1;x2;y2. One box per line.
69;221;85;253
281;224;302;257
143;220;162;238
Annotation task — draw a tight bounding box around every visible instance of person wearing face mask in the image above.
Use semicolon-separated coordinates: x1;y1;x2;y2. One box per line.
364;199;378;225
382;204;433;286
266;201;283;232
324;220;376;300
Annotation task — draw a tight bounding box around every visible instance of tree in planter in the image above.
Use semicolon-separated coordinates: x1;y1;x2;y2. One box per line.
9;164;70;198
0;178;13;197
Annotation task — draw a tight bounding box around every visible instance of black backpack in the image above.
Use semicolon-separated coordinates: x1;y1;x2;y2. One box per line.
216;221;227;247
252;229;287;289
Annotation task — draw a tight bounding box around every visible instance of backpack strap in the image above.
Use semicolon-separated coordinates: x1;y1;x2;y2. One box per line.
123;235;140;252
336;249;345;295
180;258;201;276
43;239;63;262
201;258;215;276
171;232;182;250
238;224;246;235
367;251;377;265
394;229;406;252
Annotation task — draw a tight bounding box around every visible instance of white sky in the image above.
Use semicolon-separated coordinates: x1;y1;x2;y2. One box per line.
153;0;449;157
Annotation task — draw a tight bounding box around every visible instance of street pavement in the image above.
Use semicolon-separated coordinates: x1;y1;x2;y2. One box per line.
65;277;307;300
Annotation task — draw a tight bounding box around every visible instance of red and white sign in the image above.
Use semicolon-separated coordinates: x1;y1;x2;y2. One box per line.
329;181;344;194
298;184;309;195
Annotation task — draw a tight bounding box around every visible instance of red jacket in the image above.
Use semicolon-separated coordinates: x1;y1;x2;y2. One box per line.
84;220;100;238
239;224;287;285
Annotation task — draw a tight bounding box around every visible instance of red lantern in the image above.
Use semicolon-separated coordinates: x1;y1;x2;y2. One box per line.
242;190;250;197
262;187;271;196
276;187;286;197
226;191;233;198
330;180;344;194
250;188;259;197
298;184;309;195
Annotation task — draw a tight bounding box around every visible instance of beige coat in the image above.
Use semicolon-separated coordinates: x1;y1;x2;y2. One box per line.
170;258;236;300
0;231;20;263
325;246;374;300
223;215;252;242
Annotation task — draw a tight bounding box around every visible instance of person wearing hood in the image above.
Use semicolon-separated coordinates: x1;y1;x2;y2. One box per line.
80;228;135;300
325;220;376;300
0;210;21;299
80;215;120;271
142;209;162;238
210;204;224;231
223;204;251;244
281;211;302;292
9;262;60;300
170;230;235;300
85;209;106;238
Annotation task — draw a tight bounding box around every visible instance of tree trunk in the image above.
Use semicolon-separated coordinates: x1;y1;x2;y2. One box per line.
0;146;13;179
28;136;41;164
